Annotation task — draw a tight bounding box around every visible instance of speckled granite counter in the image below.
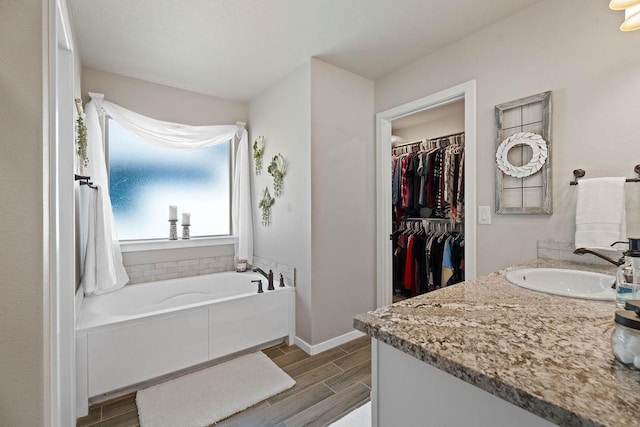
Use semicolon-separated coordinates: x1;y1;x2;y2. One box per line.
353;259;640;427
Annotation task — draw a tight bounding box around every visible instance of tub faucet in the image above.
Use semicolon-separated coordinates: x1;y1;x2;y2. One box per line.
253;268;274;290
573;248;625;267
251;279;264;293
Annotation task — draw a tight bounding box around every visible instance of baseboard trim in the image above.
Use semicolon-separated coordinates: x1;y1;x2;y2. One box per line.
295;329;365;355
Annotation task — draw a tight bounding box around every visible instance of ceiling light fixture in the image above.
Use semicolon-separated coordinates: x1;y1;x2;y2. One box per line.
610;0;640;31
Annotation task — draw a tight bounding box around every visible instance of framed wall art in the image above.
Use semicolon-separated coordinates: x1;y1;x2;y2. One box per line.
495;91;552;214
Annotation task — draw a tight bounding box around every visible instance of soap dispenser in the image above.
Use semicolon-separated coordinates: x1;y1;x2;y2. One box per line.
616;238;640;308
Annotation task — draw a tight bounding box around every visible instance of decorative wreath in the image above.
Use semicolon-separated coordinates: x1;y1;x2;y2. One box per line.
495;132;548;178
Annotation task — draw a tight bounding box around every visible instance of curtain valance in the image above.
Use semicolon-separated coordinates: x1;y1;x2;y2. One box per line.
99;98;238;149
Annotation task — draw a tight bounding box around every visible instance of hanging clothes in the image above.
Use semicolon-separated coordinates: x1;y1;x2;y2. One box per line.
391;133;466;300
392;134;465;224
392;218;465;299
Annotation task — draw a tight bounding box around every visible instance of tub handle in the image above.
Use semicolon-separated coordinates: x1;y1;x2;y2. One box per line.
251;279;263;293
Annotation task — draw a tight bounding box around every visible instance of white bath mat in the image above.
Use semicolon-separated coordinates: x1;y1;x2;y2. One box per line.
329;401;371;427
136;351;295;427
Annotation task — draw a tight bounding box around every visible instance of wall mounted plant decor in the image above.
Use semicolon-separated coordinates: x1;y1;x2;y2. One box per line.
259;187;275;227
74;98;88;173
253;136;265;175
267;153;287;197
495;91;552;214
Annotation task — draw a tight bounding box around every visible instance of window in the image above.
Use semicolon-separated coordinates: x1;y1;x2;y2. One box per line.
107;119;231;240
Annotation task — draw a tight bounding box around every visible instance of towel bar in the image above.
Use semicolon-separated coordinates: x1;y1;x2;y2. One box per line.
570;165;640;185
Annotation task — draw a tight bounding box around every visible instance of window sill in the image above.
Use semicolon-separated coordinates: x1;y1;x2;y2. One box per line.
119;236;235;253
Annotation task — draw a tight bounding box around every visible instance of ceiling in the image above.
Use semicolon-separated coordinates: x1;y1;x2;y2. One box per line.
69;0;542;102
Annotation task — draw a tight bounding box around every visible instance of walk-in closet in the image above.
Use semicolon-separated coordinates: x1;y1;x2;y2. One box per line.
390;100;466;302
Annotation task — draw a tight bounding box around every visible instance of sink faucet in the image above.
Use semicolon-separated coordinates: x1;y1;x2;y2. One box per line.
253;267;274;290
572;248;625;267
573;248;624;290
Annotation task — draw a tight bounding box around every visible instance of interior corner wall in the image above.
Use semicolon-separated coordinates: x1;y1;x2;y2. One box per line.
249;62;313;343
310;58;375;344
0;1;46;425
375;0;640;275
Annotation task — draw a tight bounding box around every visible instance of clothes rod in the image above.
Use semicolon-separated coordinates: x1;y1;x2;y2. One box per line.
404;217;454;222
429;131;465;141
570;164;640;185
392;131;465;148
393;138;426;148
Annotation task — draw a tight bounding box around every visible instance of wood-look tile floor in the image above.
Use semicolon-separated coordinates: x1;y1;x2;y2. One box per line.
77;335;371;427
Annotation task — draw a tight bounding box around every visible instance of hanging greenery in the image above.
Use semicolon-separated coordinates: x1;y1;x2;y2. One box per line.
253;136;265;175
267;153;286;197
259;187;275;227
75;101;88;172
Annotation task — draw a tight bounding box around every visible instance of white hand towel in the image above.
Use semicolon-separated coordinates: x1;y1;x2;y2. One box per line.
575;177;626;250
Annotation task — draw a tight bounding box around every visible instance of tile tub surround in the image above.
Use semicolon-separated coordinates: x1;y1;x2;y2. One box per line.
251;255;295;288
353;259;640;427
124;255;234;284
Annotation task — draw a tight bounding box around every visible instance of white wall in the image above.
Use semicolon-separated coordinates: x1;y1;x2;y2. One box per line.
0;1;46;425
393;114;464;142
249;62;313;343
310;59;375;343
375;0;640;275
82;67;248;125
249;59;375;345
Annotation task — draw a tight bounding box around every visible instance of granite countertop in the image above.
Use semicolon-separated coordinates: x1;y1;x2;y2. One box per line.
353;258;640;427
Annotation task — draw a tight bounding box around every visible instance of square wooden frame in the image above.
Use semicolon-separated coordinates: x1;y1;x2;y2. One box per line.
495;91;552;214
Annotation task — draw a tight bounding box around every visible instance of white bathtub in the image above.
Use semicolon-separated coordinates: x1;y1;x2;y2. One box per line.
75;271;295;417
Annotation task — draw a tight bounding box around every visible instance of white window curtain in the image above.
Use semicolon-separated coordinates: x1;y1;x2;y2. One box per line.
232;127;253;263
100;98;238;149
81;94;253;295
81;100;129;295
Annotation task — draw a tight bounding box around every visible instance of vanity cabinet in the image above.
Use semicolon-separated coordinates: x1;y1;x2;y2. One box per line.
373;339;552;426
354;259;640;427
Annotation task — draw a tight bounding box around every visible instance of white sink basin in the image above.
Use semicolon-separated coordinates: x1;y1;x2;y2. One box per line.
505;268;616;301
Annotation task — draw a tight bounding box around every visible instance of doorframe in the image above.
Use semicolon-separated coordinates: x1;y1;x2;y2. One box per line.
48;0;76;425
375;80;477;308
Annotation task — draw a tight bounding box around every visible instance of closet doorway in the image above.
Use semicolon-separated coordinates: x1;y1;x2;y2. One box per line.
375;80;477;308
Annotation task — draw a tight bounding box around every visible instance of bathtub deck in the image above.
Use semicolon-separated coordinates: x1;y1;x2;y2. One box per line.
76;336;372;427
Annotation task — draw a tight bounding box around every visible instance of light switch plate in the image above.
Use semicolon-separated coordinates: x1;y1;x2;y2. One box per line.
478;206;491;225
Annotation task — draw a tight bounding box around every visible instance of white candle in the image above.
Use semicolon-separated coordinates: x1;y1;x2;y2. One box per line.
169;205;177;221
182;212;190;225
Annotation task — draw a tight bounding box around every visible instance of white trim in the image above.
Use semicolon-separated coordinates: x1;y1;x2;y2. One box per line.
119;236;235;252
294;330;365;356
56;0;73;51
50;1;77;425
75;286;84;324
376;80;477;308
372;339;379;427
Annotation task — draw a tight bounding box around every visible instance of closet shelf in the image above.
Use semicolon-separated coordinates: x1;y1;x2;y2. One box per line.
405;217;452;222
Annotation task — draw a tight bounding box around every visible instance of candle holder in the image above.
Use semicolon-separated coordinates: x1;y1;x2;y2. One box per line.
182;224;190;240
169;220;178;240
